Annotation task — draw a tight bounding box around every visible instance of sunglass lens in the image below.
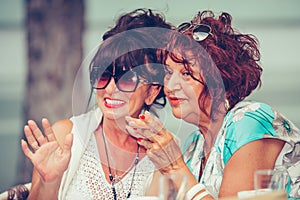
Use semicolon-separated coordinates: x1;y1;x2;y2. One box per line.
96;71;111;89
193;24;211;41
193;32;209;41
117;71;138;92
177;22;191;32
194;24;211;33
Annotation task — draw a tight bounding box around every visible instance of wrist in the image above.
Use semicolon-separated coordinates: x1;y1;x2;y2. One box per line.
41;179;62;195
159;156;186;174
32;176;62;199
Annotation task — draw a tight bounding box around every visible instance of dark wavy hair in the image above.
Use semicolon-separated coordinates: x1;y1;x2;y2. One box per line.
168;10;262;119
103;8;173;40
87;9;173;112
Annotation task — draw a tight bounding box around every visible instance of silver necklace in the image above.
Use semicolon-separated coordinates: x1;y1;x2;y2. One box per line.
101;126;140;200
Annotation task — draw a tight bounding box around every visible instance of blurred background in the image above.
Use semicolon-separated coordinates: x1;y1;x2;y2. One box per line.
0;0;299;192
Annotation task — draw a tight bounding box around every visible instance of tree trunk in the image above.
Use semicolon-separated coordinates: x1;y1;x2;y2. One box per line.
17;0;84;183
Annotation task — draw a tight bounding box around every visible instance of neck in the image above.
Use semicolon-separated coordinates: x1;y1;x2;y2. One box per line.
100;118;136;150
199;110;225;154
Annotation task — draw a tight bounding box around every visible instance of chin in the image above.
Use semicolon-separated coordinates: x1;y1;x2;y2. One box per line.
171;109;183;119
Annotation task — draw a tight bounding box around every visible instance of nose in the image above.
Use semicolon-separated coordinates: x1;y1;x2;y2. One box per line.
165;72;181;92
105;77;118;94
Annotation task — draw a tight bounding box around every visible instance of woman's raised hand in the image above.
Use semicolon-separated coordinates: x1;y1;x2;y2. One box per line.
21;118;73;182
125;111;185;174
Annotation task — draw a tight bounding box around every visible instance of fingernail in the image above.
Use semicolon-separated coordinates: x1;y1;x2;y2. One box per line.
133;127;137;130
28;120;35;125
139;114;145;120
137;138;143;143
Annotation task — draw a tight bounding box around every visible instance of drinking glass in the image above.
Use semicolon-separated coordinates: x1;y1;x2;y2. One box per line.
131;174;187;200
158;174;187;200
254;168;288;195
238;168;288;199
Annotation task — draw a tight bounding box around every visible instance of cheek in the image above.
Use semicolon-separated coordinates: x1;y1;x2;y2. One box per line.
96;90;107;102
128;95;146;116
184;84;199;99
96;89;105;96
95;90;103;101
193;88;201;101
128;89;145;105
163;86;168;94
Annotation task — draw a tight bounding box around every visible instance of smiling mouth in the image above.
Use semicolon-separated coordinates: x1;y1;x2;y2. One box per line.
104;98;125;108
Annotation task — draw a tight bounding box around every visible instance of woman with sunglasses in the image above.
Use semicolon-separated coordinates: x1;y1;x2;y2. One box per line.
126;10;300;199
21;9;173;200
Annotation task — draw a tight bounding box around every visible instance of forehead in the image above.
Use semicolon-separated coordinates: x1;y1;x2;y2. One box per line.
166;52;201;74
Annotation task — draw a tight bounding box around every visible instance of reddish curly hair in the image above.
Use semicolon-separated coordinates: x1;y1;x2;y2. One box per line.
167;10;262;119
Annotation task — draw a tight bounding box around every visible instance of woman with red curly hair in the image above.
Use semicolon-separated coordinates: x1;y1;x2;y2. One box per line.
126;10;300;199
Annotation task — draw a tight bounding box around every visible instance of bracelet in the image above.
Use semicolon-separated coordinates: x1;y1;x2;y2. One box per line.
185;183;206;200
194;191;209;200
7;184;29;200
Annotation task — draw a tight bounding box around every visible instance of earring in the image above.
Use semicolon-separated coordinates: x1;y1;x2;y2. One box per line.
225;99;230;111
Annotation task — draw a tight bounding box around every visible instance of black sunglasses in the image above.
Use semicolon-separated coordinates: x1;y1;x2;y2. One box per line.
178;23;212;42
91;68;149;92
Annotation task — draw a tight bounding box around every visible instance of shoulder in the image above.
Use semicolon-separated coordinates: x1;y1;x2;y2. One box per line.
222;100;300;163
225;101;275;136
229;101;273;123
52;119;73;147
226;100;299;138
222;101;276;163
71;108;103;125
53;119;73;131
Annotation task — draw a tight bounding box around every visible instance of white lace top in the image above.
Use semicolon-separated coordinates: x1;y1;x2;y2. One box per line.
58;108;155;200
65;135;154;200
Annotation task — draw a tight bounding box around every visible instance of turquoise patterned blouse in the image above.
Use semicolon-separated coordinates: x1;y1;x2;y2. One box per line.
183;101;300;199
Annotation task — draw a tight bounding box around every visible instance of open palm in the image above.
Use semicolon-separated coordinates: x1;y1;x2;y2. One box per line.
21;118;73;182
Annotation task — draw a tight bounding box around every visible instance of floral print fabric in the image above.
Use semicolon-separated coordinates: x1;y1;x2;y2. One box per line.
184;101;300;199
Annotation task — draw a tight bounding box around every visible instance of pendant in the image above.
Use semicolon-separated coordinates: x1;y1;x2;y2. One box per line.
114;175;121;183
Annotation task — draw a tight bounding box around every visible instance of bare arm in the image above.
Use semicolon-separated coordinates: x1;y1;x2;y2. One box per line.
21;118;73;200
218;138;285;198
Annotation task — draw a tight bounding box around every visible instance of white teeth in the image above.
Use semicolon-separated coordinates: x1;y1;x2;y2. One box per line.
105;99;124;105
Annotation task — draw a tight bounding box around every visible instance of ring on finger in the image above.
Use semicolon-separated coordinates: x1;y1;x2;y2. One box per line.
32;145;39;151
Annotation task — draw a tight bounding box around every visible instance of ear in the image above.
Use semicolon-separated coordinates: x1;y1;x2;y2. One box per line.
144;85;162;105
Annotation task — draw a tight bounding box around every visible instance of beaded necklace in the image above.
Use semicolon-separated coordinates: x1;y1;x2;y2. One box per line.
101;126;140;200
